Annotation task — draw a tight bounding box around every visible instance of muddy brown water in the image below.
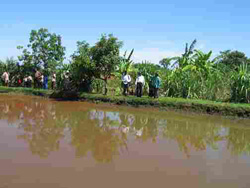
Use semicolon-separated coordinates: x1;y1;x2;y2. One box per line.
1;95;250;188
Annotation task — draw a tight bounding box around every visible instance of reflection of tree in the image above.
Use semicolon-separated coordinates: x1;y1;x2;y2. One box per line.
71;116;127;163
163;120;223;158
71;110;161;163
133;116;159;143
227;127;250;155
0;100;22;124
3;95;250;162
0;97;64;158
17;122;64;158
93;129;124;163
17;104;64;158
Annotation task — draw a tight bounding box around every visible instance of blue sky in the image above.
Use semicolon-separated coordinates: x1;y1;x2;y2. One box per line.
0;0;250;63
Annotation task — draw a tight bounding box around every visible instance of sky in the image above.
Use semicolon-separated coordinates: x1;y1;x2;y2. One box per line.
0;0;250;63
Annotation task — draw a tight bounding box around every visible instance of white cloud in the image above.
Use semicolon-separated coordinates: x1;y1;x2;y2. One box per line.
129;48;182;64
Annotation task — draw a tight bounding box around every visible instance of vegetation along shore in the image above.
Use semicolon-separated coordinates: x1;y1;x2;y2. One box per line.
1;86;250;118
1;28;250;118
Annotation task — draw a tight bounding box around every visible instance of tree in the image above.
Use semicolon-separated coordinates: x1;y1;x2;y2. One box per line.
0;60;6;78
70;41;95;92
218;50;250;71
0;57;22;86
18;28;66;77
90;34;123;95
17;46;34;77
134;61;161;85
159;58;172;69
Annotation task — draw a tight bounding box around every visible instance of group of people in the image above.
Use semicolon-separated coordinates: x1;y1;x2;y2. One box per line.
1;70;57;90
2;69;161;98
121;71;161;98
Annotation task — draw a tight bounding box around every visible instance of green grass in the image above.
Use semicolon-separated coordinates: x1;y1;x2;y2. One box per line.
1;86;250;117
0;86;52;96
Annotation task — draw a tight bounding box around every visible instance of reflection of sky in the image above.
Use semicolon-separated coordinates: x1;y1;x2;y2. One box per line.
206;144;224;160
219;127;229;137
106;112;120;121
89;110;167;128
158;119;167;127
239;154;250;165
205;126;229;160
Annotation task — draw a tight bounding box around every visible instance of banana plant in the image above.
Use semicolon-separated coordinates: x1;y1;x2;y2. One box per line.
114;49;134;78
171;39;197;68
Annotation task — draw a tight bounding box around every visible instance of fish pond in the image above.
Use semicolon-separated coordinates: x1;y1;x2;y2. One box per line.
1;95;250;188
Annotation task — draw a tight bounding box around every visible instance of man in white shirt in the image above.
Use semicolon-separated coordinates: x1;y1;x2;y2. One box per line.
40;74;44;89
121;71;131;96
51;72;56;90
1;72;9;87
135;72;145;97
23;77;28;87
27;76;33;88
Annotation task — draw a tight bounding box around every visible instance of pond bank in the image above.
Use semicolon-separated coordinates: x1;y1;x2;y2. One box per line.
1;86;250;118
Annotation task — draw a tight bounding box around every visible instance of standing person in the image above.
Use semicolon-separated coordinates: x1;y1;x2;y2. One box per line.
17;75;22;87
34;69;42;88
27;76;33;88
148;75;154;97
63;71;70;90
135;72;145;97
18;78;22;87
1;71;9;87
23;76;28;87
40;74;44;89
121;71;131;96
51;72;56;90
152;73;161;98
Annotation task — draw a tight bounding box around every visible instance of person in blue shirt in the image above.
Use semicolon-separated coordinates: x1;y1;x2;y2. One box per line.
152;72;161;98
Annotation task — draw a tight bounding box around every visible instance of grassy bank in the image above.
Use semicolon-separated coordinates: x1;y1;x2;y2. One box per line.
1;86;250;118
0;86;52;97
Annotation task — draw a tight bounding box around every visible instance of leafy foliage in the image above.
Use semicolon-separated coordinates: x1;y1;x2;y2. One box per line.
18;28;65;76
70;41;94;92
230;63;250;103
91;34;123;81
1;30;250;103
218;50;250;71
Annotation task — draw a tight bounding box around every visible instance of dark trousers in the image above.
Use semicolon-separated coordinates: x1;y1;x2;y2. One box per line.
24;81;28;88
2;80;8;87
136;83;143;97
27;81;32;88
153;87;159;98
34;79;42;89
123;83;129;96
51;81;56;90
149;86;154;97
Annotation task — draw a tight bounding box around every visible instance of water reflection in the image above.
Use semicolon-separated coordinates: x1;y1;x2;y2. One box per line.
227;127;250;156
1;96;250;162
162;119;224;158
71;116;127;163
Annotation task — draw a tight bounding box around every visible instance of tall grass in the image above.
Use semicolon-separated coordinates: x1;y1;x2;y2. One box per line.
230;63;250;103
